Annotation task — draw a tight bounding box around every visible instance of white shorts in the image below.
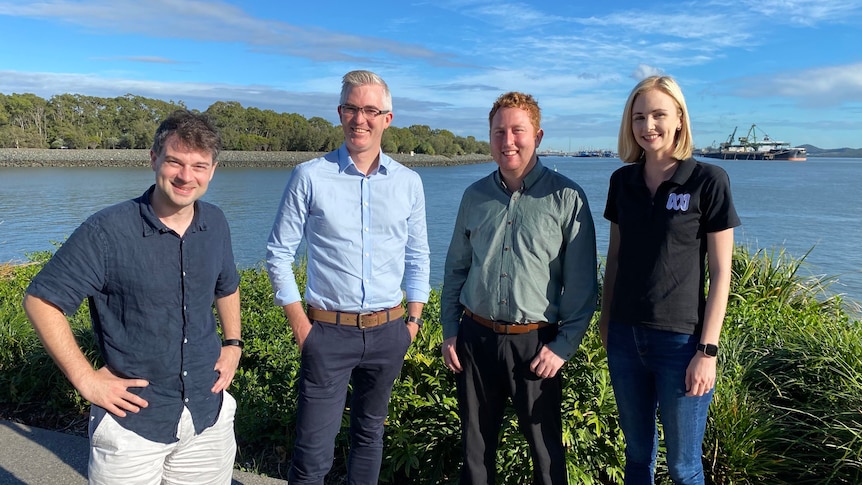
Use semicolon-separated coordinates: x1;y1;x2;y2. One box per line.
88;391;237;485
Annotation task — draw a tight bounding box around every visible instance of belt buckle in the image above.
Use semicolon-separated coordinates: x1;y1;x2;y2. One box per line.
357;312;374;329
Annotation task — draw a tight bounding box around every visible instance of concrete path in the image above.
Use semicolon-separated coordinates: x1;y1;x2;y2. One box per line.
0;420;287;484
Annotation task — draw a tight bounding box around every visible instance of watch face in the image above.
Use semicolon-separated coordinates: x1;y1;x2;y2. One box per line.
700;343;719;356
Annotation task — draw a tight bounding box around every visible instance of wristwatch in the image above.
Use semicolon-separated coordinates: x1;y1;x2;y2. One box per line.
405;315;424;329
697;343;718;357
222;339;245;350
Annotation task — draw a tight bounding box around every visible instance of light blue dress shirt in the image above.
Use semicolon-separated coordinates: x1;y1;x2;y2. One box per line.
266;145;431;312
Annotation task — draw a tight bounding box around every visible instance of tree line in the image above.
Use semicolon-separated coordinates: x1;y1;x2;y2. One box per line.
0;92;490;156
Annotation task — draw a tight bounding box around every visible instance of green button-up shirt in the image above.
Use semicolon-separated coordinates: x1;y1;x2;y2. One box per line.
441;159;598;360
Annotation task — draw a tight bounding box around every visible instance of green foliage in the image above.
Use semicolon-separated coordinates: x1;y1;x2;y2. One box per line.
381;289;461;483
0;252;95;415
231;264;301;470
703;247;862;484
0;92;491;155
1;248;861;484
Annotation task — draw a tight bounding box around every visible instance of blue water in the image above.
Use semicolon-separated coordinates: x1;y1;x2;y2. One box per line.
1;157;860;302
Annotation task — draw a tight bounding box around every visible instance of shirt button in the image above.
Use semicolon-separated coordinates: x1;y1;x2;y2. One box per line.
183;338;188;344
182;271;186;277
182;371;188;376
365;253;370;257
184;398;189;403
364;227;369;232
501;300;507;304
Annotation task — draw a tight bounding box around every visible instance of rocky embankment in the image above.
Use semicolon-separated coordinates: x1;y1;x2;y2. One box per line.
0;148;491;168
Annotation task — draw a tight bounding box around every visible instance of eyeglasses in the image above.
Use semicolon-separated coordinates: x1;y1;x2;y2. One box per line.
339;104;390;119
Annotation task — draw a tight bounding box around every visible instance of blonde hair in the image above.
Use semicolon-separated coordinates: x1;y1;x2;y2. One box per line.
617;76;693;163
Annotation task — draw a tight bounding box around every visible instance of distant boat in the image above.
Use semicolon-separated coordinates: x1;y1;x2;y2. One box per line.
537;149;617;158
573;149;616;158
699;124;806;161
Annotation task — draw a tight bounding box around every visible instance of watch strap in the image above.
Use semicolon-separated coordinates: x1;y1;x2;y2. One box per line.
222;339;245;349
405;315;424;328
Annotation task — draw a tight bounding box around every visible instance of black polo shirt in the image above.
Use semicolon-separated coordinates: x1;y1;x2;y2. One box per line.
27;186;240;444
604;158;740;335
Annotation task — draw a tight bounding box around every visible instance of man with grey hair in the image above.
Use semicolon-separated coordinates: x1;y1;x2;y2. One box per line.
267;70;430;484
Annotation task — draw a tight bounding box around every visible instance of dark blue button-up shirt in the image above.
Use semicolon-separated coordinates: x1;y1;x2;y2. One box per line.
27;186;240;443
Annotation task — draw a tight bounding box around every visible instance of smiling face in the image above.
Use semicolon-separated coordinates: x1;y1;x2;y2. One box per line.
338;83;393;161
631;88;683;162
150;133;216;216
490;106;543;185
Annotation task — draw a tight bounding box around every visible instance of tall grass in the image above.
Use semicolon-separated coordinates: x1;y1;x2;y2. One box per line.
0;247;860;484
704;247;862;484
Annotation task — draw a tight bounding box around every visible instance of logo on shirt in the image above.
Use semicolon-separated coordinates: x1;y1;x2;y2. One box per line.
666;192;691;212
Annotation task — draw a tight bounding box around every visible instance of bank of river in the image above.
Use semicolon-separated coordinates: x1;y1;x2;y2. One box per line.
0;148;491;168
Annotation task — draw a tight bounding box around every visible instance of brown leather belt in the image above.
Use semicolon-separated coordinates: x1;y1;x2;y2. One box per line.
464;309;549;335
308;306;404;329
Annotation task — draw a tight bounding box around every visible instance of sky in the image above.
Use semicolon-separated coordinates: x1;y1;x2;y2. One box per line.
1;0;861;152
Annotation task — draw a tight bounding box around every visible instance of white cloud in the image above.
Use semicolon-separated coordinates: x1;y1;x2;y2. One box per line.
730;62;862;107
91;56;183;64
2;0;861;147
734;0;862;25
435;0;569;28
0;0;464;66
632;64;665;81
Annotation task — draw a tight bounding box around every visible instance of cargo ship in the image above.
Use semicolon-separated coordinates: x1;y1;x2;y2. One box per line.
699;124;806;161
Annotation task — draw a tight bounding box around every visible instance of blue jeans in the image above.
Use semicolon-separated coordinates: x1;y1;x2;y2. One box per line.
288;318;412;485
606;321;713;485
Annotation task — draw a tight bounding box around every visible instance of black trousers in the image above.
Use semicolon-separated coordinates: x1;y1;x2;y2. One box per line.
455;314;567;485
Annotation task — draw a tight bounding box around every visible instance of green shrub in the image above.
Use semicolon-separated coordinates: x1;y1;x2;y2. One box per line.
1;247;861;484
0;252;95;416
704;247;862;484
232;264;302;471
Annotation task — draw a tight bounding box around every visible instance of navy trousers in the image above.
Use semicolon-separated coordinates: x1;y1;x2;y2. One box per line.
288;318;412;485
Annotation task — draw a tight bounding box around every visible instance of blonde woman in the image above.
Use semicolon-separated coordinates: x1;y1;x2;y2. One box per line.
599;76;740;484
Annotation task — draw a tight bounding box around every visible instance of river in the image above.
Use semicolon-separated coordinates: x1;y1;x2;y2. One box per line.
1;156;860;302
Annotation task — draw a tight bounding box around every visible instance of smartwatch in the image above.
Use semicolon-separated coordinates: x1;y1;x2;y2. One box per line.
697;343;718;357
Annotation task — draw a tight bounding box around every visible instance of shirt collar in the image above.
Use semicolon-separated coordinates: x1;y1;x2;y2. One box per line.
624;157;696;188
494;157;545;193
138;185;206;237
668;157;696;185
337;144;390;176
